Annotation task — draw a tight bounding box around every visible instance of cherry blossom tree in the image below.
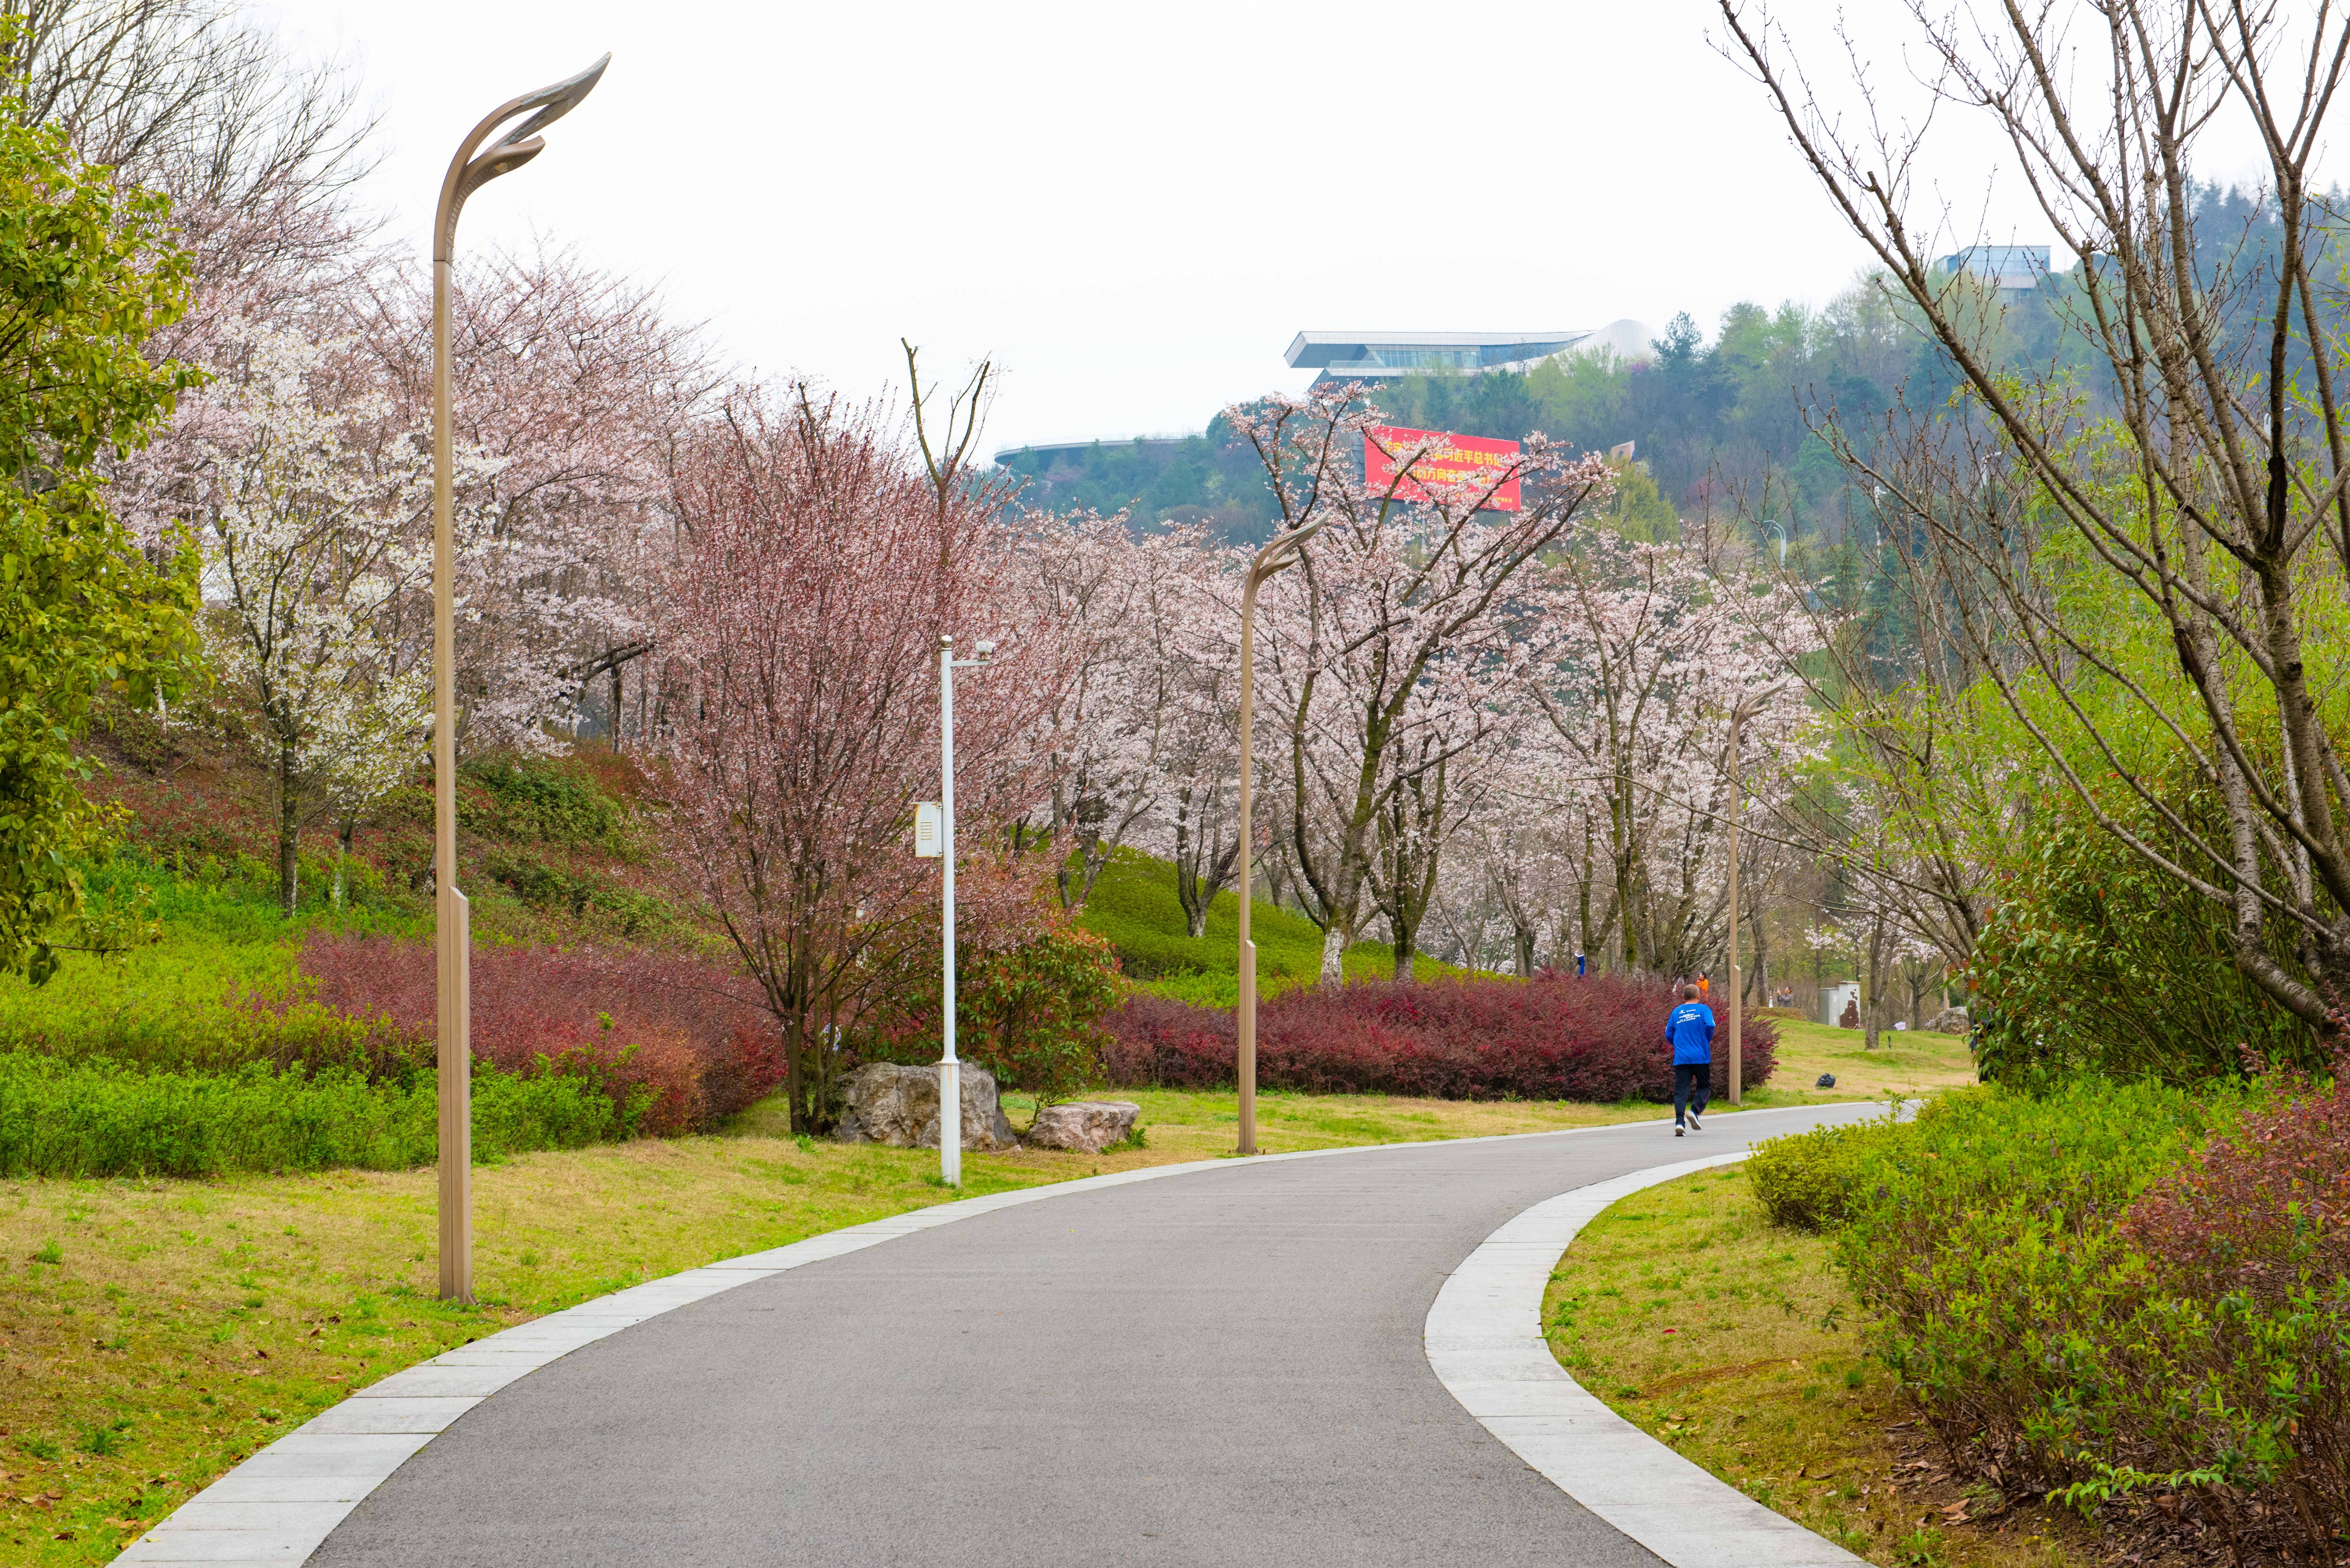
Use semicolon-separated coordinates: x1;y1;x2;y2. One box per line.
1015;509;1176;908
362;246;716;751
656;384;1069;1132
1228;385;1614;983
1520;522;1818;978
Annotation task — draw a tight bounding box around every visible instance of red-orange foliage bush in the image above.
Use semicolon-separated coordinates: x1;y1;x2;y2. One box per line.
289;935;777;1135
1101;972;1774;1102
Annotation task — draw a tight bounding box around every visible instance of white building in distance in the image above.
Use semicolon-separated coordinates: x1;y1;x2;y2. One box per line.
1284;321;1656;388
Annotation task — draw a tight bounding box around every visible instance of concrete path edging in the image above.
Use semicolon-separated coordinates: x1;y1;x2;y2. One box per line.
1425;1148;1869;1568
116;1104;1867;1566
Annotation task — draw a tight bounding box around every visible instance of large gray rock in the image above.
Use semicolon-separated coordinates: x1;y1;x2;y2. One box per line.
1925;1006;1971;1035
1023;1100;1140;1154
833;1062;1018;1151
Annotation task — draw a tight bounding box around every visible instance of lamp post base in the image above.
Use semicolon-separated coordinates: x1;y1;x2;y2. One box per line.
936;1059;961;1187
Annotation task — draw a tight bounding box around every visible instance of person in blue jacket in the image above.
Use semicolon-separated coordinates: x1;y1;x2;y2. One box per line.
1665;982;1715;1136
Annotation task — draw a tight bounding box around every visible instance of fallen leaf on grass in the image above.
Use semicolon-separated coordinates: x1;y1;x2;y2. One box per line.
103;1516;144;1531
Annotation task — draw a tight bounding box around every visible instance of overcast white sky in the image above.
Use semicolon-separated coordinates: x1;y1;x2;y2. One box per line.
248;0;2264;454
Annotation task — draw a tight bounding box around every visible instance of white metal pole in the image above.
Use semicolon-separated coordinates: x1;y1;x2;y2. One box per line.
938;635;960;1186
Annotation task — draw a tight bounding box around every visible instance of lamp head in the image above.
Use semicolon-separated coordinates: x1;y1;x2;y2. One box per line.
438;54;612;260
1251;514;1331;581
974;639;997;659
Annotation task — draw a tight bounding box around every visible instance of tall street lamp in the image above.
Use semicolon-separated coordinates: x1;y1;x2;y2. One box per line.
937;634;996;1187
432;55;609;1305
1234;520;1325;1156
1721;678;1787;1109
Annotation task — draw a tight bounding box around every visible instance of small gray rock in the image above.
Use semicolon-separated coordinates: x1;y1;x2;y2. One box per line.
1815;1073;1836;1089
1924;1006;1971;1034
1024;1100;1141;1154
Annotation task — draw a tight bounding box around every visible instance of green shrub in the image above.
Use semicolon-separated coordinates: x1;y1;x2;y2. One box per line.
877;922;1123;1107
1832;1080;2256;1514
0;1053;621;1178
1745;1111;1908;1231
459;755;639;855
1966;787;2318;1085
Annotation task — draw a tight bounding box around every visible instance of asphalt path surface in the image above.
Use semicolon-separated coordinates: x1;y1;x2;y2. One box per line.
312;1103;1872;1567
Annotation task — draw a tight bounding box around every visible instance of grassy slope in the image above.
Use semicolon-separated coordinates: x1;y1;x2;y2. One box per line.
1075;846;1465;1005
11;1088;1683;1567
1543;1168;2117;1568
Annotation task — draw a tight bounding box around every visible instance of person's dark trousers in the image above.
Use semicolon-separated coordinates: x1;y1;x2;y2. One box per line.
1674;1063;1711;1125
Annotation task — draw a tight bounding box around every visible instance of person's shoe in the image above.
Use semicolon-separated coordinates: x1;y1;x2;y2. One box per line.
1686;1108;1702;1131
1675;1123;1686;1136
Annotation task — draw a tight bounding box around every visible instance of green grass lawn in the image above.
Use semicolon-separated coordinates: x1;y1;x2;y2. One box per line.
1545;1167;2105;1568
1075;846;1469;1005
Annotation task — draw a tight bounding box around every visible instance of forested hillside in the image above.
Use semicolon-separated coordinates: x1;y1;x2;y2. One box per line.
999;180;2330;555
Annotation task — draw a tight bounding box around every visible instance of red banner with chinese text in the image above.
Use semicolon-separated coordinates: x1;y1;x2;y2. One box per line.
1364;426;1522;512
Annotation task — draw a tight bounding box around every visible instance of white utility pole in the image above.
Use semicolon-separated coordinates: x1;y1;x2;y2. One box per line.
936;635;996;1186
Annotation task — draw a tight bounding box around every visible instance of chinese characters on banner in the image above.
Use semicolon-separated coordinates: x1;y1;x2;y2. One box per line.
1364;426;1523;512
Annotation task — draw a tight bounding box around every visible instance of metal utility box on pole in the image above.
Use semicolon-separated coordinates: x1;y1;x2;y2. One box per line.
430;54;609;1304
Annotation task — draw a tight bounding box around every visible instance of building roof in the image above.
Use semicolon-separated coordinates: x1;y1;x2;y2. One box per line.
1285;330;1588;371
1283;322;1656;383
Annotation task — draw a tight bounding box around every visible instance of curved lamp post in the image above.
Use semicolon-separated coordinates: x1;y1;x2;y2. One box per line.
1234;519;1326;1156
1721;678;1787;1109
433;55;610;1304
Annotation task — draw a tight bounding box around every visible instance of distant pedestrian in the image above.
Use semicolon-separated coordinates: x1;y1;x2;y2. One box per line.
1665;982;1715;1137
1696;971;1710;1000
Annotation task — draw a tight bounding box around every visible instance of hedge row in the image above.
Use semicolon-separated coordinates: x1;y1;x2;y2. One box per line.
1102;972;1776;1101
288;934;782;1135
0;1052;624;1179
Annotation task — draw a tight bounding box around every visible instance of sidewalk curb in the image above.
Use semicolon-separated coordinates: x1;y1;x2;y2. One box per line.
114;1102;1867;1565
1425;1144;1870;1568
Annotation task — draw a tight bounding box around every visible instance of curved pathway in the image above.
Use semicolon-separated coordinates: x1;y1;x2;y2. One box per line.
127;1104;1875;1567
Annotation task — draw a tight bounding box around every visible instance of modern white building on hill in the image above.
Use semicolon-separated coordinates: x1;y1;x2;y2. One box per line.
1284;321;1656;388
1933;245;2053;292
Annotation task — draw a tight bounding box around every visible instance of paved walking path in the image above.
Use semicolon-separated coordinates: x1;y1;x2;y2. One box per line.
135;1103;1878;1567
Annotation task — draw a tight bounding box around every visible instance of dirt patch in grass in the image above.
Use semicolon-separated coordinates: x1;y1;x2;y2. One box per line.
1542;1166;2163;1568
0;1083;1743;1566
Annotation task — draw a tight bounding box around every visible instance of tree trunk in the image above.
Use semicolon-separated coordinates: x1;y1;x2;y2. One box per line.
1391;916;1415;982
1319;922;1348;986
1514;921;1536;978
610;659;625;753
277;730;300;918
1862;917;1886;1052
334;818;355;909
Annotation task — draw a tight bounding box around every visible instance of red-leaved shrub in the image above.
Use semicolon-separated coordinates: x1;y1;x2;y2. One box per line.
288;936;779;1136
2102;1078;2350;1555
1101;972;1774;1102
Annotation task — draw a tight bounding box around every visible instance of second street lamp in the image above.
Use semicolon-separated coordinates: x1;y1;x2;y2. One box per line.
1234;519;1325;1157
1720;678;1787;1109
431;54;610;1305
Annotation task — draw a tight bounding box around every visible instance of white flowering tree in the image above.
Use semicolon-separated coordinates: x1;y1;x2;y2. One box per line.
170;322;436;914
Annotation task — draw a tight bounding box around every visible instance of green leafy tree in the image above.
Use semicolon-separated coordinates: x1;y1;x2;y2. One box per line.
0;98;200;981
